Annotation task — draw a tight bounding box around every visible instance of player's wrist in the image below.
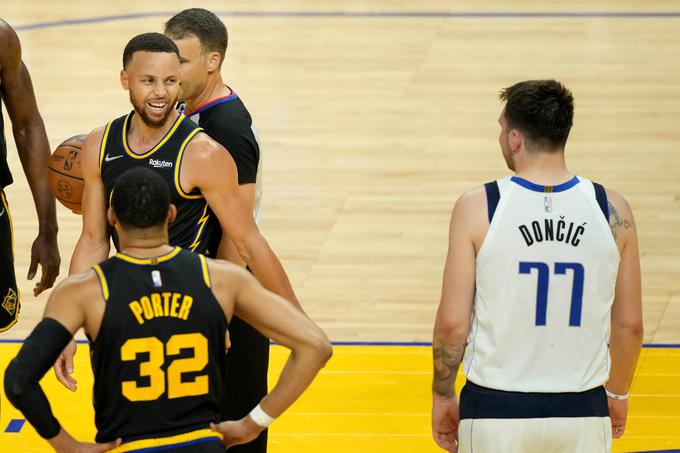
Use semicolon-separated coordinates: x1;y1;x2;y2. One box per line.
37;222;59;236
47;428;75;452
433;391;458;402
248;403;275;428
605;387;629;400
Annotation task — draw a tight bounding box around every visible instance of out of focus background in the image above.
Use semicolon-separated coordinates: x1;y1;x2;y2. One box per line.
1;2;679;452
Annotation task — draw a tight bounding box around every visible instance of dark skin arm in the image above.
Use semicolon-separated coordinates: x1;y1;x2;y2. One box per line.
0;19;59;295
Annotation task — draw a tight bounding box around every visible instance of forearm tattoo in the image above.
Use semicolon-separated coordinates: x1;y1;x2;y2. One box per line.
432;341;466;398
607;201;632;239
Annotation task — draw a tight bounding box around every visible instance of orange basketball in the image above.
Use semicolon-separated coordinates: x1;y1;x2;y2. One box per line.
48;134;87;214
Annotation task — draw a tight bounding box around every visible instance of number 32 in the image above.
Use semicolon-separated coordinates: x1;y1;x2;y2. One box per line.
120;332;209;401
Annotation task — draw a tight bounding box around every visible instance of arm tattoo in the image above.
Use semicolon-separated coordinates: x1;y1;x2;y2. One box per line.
607;201;632;239
432;340;466;398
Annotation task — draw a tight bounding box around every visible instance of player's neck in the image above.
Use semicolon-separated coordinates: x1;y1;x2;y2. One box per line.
513;150;572;185
184;75;230;114
129;111;180;150
118;234;173;258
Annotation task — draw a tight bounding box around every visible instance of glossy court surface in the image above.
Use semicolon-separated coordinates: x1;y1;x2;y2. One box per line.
0;344;679;452
1;1;679;452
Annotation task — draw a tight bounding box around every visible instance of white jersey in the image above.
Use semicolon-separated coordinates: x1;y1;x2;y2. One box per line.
463;176;620;393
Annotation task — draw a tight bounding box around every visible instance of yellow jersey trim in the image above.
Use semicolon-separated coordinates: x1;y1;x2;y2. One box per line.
98;122;113;170
198;255;211;288
114;247;182;265
122;112;185;159
0;191;19;333
109;428;222;453
1;191;13;257
92;265;109;301
188;203;210;252
173;128;204;199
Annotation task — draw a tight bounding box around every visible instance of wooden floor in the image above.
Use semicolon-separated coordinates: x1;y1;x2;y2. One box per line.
1;1;679;452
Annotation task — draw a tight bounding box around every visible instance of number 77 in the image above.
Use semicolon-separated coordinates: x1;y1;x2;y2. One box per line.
519;262;585;327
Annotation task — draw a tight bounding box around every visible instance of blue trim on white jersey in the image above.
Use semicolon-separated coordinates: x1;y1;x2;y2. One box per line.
510;175;580;193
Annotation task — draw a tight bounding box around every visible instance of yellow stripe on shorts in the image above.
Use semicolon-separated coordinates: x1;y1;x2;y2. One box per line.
109;428;222;452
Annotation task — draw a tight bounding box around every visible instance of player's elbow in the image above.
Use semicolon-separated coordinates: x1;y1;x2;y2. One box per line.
626;320;644;342
306;330;333;368
316;337;333;366
12;119;44;145
434;315;470;343
612;317;644;344
231;229;262;264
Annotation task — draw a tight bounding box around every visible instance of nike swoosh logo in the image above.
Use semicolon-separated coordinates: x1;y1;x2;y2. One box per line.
0;207;4;217
105;153;124;162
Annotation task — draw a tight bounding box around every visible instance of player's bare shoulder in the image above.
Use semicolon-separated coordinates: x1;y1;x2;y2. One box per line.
455;186;487;212
180;130;236;188
604;188;636;243
56;269;101;296
45;269;102;312
184;130;230;162
451;186;488;246
78;126;108;174
204;257;251;291
0;19;20;73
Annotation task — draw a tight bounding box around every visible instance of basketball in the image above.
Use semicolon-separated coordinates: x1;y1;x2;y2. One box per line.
48;134;86;214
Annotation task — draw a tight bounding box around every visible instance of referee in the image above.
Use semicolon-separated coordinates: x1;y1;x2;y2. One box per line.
165;9;271;453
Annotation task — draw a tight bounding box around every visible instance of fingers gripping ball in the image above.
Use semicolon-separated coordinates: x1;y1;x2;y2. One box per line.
48;135;86;214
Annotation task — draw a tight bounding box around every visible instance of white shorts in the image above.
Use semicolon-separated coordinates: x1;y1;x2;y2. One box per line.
458;417;612;453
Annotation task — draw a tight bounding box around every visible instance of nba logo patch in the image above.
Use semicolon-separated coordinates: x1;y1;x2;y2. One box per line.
544;196;553;213
151;270;163;288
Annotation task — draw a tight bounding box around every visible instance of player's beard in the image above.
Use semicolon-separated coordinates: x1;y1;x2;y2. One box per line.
129;92;175;128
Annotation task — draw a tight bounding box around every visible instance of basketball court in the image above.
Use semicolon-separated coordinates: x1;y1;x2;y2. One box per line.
1;1;679;452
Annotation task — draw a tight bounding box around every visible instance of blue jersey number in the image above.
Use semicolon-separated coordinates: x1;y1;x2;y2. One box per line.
519;262;585;326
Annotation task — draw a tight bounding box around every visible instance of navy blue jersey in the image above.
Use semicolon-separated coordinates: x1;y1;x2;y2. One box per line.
0;97;12;187
90;247;228;443
99;112;221;256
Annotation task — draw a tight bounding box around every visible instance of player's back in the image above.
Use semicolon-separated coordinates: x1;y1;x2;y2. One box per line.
90;247;227;449
464;176;620;393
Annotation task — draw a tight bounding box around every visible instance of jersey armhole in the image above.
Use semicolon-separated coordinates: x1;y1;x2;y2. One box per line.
484;181;501;223
98;122;113;171
174;128;205;199
92;265;110;301
592;182;610;222
198;255;212;288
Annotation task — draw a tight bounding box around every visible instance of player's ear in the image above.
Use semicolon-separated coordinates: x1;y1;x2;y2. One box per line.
120;70;129;90
206;51;221;73
509;129;522;153
167;204;177;224
107;207;117;227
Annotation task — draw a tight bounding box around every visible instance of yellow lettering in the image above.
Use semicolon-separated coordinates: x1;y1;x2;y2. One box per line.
162;292;172;316
178;296;193;320
151;293;163;317
141;296;154;320
129;301;145;325
170;293;181;317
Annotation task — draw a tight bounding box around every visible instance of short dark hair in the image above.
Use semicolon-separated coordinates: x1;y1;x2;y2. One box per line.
123;32;180;68
164;8;228;66
111;168;170;229
500;80;574;151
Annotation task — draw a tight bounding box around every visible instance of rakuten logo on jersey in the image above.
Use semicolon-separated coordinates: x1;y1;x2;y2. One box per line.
149;159;173;168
